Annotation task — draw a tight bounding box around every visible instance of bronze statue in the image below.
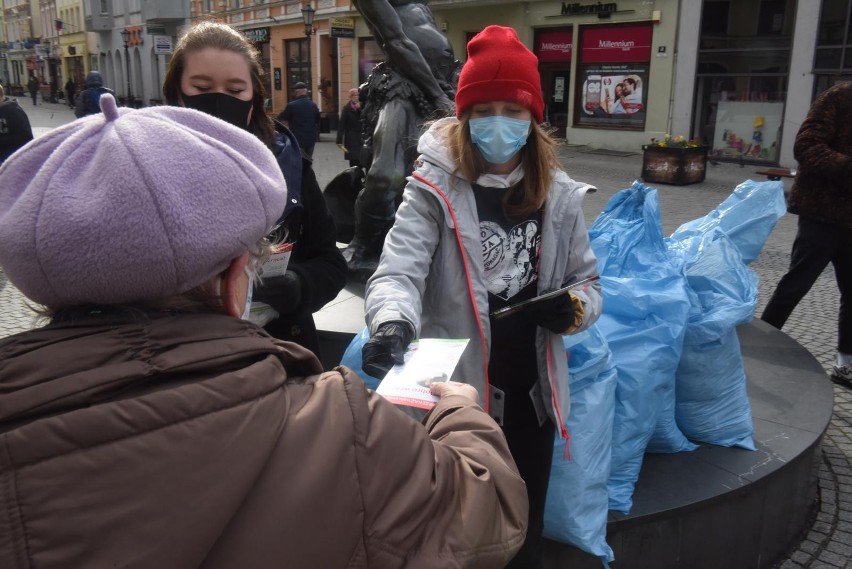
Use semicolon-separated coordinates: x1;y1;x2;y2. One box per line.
343;0;459;279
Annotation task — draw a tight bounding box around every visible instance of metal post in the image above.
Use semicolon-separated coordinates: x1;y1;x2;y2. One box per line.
120;29;132;106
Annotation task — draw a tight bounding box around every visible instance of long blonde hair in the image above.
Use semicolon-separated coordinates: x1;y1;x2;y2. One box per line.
442;114;559;219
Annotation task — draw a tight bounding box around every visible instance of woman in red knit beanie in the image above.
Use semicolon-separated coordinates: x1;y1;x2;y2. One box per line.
362;25;602;569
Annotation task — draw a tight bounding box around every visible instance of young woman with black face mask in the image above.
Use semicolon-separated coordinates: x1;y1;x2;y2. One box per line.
163;21;346;358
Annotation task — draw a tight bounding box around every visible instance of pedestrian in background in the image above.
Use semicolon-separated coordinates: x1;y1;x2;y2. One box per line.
761;81;852;388
277;81;320;157
337;87;363;167
64;77;76;108
162;21;346;358
362;25;602;569
27;74;39;106
0;83;34;165
75;71;114;118
0;95;528;568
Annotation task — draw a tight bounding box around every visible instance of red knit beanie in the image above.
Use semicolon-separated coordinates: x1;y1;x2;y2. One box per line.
456;25;544;123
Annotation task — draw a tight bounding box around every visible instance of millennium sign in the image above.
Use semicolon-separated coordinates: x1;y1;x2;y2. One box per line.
561;2;618;16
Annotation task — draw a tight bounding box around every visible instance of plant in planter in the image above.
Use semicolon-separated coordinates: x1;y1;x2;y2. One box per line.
641;135;709;186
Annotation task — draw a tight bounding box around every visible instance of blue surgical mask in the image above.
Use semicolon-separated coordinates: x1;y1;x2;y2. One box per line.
469;116;531;164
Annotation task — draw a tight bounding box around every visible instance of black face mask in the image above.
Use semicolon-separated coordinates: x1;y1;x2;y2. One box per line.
180;91;252;131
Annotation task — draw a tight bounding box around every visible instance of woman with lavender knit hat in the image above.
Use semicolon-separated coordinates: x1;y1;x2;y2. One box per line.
0;95;528;568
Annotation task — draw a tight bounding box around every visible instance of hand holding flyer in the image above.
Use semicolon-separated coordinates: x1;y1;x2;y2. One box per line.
375;339;470;409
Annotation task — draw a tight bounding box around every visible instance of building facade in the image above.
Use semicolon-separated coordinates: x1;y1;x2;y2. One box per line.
84;0;190;106
2;0;43;93
28;0;846;170
57;0;96;90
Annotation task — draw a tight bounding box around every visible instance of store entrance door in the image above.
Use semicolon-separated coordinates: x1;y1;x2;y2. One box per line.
540;64;569;138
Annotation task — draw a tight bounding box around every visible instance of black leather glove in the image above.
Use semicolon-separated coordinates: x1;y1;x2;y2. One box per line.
362;321;414;379
252;270;302;316
525;290;576;334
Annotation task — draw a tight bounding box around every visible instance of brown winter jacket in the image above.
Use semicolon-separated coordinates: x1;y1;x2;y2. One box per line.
0;311;527;568
788;81;852;228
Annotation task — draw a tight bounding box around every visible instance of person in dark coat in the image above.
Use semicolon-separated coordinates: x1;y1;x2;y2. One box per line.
0;84;34;164
337;87;363;167
27;75;39;105
277;81;320;157
75;71;114;118
761;81;852;388
163;21;346;359
65;78;76;108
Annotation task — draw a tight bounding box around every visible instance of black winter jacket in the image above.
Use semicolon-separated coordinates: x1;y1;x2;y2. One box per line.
0;99;33;164
254;125;347;358
336;102;363;163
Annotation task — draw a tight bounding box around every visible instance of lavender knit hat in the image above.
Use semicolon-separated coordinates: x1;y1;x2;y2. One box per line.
0;94;286;308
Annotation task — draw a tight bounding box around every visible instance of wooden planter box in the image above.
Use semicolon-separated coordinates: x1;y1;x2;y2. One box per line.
641;145;709;186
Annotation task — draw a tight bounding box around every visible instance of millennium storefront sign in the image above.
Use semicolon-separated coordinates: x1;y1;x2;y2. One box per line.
561;2;618;16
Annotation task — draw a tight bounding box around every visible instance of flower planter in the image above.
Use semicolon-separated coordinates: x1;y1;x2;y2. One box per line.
641;145;709;186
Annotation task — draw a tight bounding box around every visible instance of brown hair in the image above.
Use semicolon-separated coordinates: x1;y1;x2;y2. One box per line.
162;20;274;146
441;114;559;219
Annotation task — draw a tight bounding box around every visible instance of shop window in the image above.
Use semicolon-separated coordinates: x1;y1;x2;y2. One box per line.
815;47;843;70
535;28;573;135
816;0;848;44
814;0;852;97
286;38;310;92
757;0;787;35
573;23;652;130
694;0;793;163
701;1;730;36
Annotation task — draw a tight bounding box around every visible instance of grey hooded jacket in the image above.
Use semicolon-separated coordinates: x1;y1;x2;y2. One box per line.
365;118;602;434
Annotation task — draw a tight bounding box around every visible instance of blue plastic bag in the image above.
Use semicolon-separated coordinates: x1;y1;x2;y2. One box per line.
589;183;691;514
668;228;758;450
670;179;786;264
544;325;616;567
339;326;382;390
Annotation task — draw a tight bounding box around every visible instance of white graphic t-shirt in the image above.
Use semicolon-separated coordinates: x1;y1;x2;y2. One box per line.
472;184;541;301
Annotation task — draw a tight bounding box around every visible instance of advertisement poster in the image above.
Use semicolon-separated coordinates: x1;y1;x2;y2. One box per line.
575;23;652;130
576;64;649;128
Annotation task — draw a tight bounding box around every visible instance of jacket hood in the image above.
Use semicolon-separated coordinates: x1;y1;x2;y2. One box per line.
84;71;104;88
417;117;465;178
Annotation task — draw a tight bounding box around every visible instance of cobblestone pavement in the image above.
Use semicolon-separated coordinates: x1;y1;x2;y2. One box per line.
1;96;850;567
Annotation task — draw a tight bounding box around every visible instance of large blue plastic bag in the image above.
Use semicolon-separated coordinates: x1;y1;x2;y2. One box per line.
544;325;616;566
589;183;691;514
668;228;758;449
670;179;786;264
340;327;382;390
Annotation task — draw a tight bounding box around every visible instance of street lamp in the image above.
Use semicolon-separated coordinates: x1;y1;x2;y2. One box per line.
300;3;315;100
119;28;132;106
301;3;315;37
